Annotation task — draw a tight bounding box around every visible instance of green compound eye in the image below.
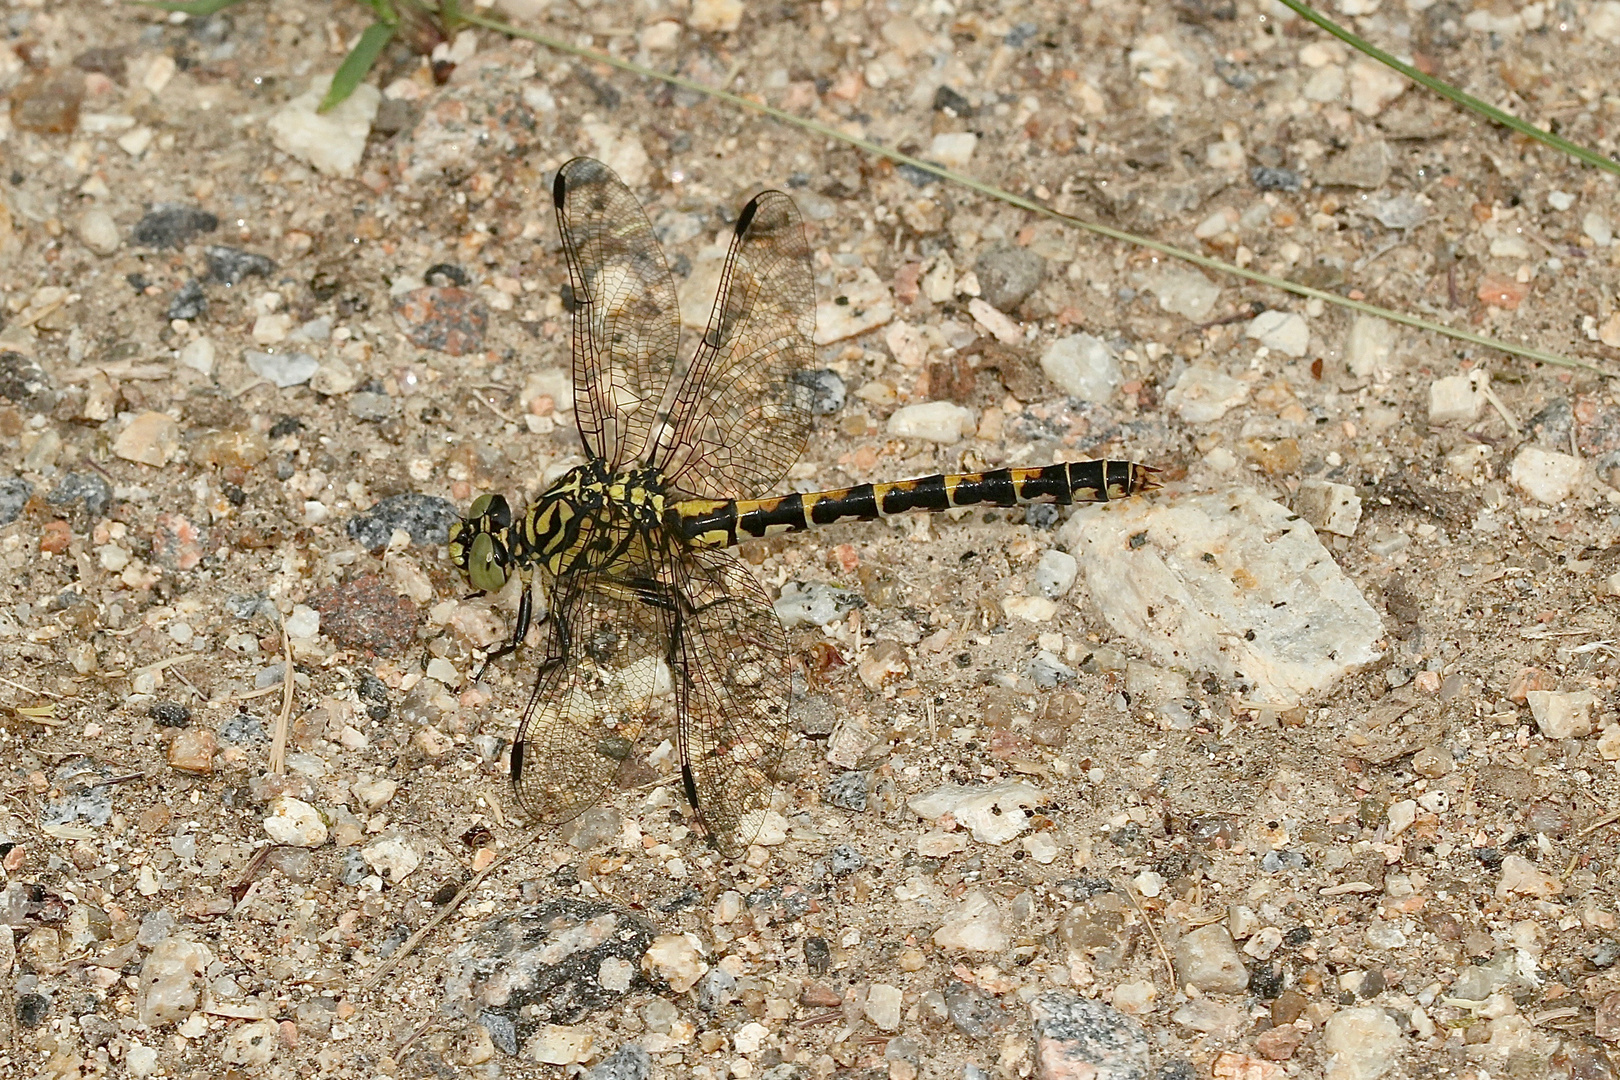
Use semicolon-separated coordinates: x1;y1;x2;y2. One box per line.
467;533;508;592
468;493;496;518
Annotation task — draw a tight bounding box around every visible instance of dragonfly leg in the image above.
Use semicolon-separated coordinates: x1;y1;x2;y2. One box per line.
474;584;534;685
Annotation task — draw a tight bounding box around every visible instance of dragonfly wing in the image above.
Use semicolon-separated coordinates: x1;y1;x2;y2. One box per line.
553;157;681;469
510;560;677;825
654;190;816;500
671;546;793;854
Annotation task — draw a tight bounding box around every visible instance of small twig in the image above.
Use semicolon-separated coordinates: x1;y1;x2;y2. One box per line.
1577;810;1620;840
0;675;65;700
89;772;145;789
395;1016;435;1058
1122;886;1177;995
472;389;517;425
1475;374;1522;439
267;613;294;776
135;652;200;676
361;855;504;994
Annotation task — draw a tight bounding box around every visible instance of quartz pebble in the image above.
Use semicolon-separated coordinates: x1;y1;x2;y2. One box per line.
1509;447;1582;505
1497;854;1561;898
1348;57;1406;116
864;983;903;1031
1174;924;1249;993
932;889;1009;953
1345;315;1395;380
1244;310;1309;356
1428;373;1482;424
887;401;973;444
263;796;327;847
178;337;216;376
76;209;120;255
1526;689;1596;739
1003;595;1057;622
1030;990;1150;1080
643;933;709;992
1164;364;1248;423
245;350;319;389
909;780;1043;844
362;836;422;883
113;412;181;467
1584;212;1614;248
815;272;894;344
138;938;214;1026
267;75;381;178
222;1019;280;1066
1322;1006;1402;1080
1041;334;1121;401
1033;549;1079;598
928;131;978;169
687;0;744;32
1062;488;1383;703
525;1025;594;1065
167;729;216;774
1149;268;1221;320
1294;479;1362;537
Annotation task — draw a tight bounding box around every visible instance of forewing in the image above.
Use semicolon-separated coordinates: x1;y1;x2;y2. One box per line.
553;157;681;468
655;190;815;500
510;564;676;825
673;547;792;854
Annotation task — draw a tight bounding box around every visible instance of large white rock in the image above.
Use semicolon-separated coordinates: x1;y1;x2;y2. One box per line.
887;400;973;444
1244;310;1310;357
1509;447;1583;505
1059;488;1383;705
932;889;1008;952
908;780;1043;844
1041;333;1121;401
1164;364;1249;424
266;75;380;179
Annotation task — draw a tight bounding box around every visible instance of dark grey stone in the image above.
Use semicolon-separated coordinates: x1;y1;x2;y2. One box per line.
166;279;207;320
204;245;275;286
0;351;55;409
47;472;112;517
945;979;1012;1039
347;493;459;549
1030;990;1150;1080
0;477;32;527
973;243;1046;312
793;368;846;415
1250;166;1302;192
826;771;868;812
132;204;218;248
588;1044;651;1080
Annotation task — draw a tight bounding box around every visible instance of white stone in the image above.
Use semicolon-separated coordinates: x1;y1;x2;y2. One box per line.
644;933;709;992
267;75;381;179
908;780;1043;844
1323;1006;1402;1080
1003;595;1057;622
1207;141;1245;170
1526;689;1597;739
1583;211;1613;247
1060;487;1384;706
1041;333;1121;401
1295;479;1362;537
1348;58;1406;116
118;126;155;157
523;1024;594;1065
1174;924;1248;993
968;297;1022;344
1164;363;1249;423
1345;315;1395;380
1592;0;1620;42
284;604;319;639
733;1021;770;1053
932;889;1008;952
1427;373;1481;425
1149;268;1221;320
252;312;292;345
352;777;398;811
599;956;635;992
1023;832;1059;863
264;796;327;847
1303;64;1345;102
1244;310;1309;356
1033;549;1079;598
222;1019;280;1066
916;830;968;857
77;208;120;255
1489;234;1532;259
1497;854;1562;898
178;337;216;376
1548;190;1576;211
583;124;650;189
864;984;903;1031
928;131;978;169
1385;798;1417;837
1509;447;1582;505
815;270;894;344
127;1045;160;1078
687;0;744;33
887;401;973;444
138;938;214;1026
362;835;422;883
1112;980;1157;1015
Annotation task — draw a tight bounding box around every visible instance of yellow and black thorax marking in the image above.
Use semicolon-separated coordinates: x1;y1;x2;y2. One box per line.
668;459;1156;550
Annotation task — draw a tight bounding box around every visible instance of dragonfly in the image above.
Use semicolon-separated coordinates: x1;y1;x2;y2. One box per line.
449;157;1158;854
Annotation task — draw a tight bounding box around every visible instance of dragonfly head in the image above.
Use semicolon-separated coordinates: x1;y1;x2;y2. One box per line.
449;493;514;593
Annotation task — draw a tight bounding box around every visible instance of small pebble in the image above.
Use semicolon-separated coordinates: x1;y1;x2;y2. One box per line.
886;401;973;444
1149;268;1221;320
864;984;903;1031
1427;374;1482;425
263;796;328;848
137;938;214;1026
222;1019;280;1067
1033;550;1079;598
244;350;320;389
1294;480;1362;537
392;286;489;355
1174;924;1249;993
167;729;216;774
1547;190;1575;211
1509;447;1582;505
362;835;422;883
1164;363;1249;423
928;131;978;168
76;208;120;255
1040;334;1121;401
1030;991;1150;1080
205;245;276;285
178;337;216;376
814;273;894;344
932;889;1009;953
1245;310;1309;356
114;411;181;467
166;280;207;321
973;243;1046;312
267;75;381;179
1322;1006;1402;1080
687;0;744;32
1345;315;1395;379
1250;166;1302;192
525;1025;595;1066
1526;689;1596;739
643;933;709;992
1584;211;1614;248
132;205;218;249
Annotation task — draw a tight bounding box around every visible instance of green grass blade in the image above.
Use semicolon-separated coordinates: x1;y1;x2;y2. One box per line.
1274;0;1619;178
318;21;395;114
458;10;1611;376
137;0;248;15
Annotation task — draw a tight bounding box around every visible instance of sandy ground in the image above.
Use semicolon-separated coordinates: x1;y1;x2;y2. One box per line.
4;0;1620;1077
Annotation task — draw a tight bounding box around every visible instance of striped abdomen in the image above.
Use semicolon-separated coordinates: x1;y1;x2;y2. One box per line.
670;460;1157;549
